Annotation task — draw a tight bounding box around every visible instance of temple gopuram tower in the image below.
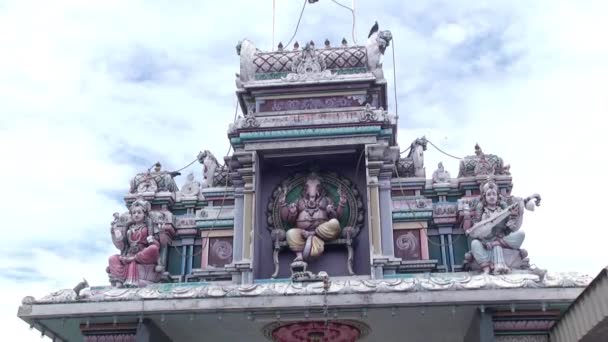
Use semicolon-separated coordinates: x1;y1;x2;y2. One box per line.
17;25;607;342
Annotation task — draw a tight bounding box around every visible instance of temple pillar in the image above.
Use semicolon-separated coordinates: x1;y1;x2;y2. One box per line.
379;179;394;258
226;151;256;284
366;144;399;278
231;186;244;283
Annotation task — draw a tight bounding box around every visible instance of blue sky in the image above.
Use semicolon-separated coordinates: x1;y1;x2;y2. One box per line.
1;0;607;340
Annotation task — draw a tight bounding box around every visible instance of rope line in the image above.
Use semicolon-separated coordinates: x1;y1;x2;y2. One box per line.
427;139;463;160
399;145;411;155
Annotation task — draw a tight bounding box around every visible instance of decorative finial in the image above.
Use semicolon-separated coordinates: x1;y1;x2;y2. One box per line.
368;21;379;38
293;41;299;50
474;143;483;156
341;37;348;47
324;39;330;48
277;42;284;51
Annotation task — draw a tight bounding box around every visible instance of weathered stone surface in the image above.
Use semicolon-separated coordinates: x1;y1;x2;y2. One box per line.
27;271;591;304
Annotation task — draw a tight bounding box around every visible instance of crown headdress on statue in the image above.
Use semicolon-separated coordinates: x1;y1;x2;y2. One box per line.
129;197;151;214
479;177;498;195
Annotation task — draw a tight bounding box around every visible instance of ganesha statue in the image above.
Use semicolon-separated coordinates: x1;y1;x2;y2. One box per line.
280;173;345;262
268;171;364;278
107;198;174;287
462;180;541;275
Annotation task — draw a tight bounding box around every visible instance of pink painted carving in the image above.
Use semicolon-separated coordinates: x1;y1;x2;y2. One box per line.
107;198;162;287
392;198;432;211
494;320;555;331
84;335;136;342
259;96;368;112
272;321;361;342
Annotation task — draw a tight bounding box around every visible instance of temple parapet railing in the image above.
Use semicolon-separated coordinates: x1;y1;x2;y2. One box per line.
236;26;392;90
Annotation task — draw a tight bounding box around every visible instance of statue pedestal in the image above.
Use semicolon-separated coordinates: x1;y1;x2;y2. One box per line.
290;261;329;283
290;260;308;274
464;249;531;273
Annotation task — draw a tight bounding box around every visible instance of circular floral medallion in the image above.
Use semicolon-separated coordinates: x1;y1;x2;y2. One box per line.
212;240;233;260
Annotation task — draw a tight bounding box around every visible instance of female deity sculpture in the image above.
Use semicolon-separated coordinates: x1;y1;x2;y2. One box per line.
463;180;541;275
107;198;161;287
279;173;346;262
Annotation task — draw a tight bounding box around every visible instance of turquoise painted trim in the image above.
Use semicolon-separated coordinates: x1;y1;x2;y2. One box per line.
171;203;209;212
392;211;433;220
196;219;234;228
200;192;235;198
333;67;368;75
90;286;112;291
254;278;291;284
380;128;393;136
254;67;367;80
238;126;382;141
254;72;289;80
154;282;211;292
383;273;419;279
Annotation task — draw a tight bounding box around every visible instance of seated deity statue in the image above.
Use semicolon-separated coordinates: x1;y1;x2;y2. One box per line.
107;198;162;287
279;173;345;262
432;162;451;184
462;180;541;275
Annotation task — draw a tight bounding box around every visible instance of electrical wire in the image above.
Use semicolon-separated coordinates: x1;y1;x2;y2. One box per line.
171;101;240;261
391;38;398;119
285;0;307;48
330;0;357;45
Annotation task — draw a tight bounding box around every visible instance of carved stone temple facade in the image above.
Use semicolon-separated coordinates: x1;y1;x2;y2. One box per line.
18;26;607;342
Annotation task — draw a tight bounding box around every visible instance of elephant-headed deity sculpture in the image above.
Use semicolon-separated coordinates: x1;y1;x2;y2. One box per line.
267;171;365;279
462;179;541;275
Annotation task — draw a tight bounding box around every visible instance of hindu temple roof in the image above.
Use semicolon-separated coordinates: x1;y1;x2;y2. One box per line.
252;42;366;76
235;29;393;88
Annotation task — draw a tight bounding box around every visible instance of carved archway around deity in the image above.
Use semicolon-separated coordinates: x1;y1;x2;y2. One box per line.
266;171;365;239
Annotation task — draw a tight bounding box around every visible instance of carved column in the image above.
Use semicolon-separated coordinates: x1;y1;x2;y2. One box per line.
226;151;256;284
232;186;244;261
366;144;399;278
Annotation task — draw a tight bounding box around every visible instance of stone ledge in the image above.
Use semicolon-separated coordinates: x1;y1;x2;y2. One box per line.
23;271;592;305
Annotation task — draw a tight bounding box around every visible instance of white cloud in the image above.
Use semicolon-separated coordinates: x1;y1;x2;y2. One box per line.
1;0;607;340
433;23;468;45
